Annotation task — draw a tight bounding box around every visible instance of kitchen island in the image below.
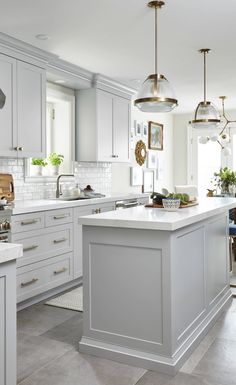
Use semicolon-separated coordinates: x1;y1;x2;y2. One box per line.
0;243;22;385
79;198;236;375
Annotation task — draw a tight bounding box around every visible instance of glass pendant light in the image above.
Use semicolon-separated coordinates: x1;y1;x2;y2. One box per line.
134;1;178;113
190;49;220;129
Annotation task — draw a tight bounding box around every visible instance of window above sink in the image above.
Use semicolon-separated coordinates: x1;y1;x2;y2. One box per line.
25;82;75;181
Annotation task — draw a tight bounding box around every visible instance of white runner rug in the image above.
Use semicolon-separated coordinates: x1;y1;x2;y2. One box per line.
45;286;83;312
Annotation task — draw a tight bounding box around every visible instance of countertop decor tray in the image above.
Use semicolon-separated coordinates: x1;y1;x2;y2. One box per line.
145;201;199;209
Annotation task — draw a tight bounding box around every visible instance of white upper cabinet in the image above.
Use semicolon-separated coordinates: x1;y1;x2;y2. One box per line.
0;54;17;157
0;54;46;158
76;88;130;162
17;61;46;158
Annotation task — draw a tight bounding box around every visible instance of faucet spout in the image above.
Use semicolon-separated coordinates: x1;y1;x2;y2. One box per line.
56;174;74;198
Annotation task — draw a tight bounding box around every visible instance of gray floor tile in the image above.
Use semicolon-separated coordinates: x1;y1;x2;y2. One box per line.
17;332;74;383
207;309;236;342
136;371;222;385
17;303;77;336
42;313;83;348
18;349;146;385
193;338;236;385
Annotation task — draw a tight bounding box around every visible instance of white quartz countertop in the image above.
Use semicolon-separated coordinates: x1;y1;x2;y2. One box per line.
79;197;236;231
11;193;149;215
0;243;23;264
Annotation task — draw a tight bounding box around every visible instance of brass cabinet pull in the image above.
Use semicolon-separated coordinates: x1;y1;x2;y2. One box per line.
53;267;67;275
21;278;38;287
18;146;23;151
14;146;19;151
53;214;68;220
53;237;67;244
13;146;23;151
21;219;38;226
23;245;38;252
92;208;101;214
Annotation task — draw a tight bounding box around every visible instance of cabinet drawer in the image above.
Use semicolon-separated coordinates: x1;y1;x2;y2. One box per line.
13;224;73;267
17;253;73;303
75;202;115;217
45;208;73;227
12;212;44;233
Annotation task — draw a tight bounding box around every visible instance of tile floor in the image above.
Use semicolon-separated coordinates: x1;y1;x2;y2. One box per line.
17;297;236;385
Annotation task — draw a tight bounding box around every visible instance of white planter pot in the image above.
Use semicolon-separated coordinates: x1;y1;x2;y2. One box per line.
50;165;59;176
31;165;43;176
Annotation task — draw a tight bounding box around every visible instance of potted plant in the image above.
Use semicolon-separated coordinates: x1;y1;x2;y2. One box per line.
48;153;64;176
213;167;236;196
31;158;47;176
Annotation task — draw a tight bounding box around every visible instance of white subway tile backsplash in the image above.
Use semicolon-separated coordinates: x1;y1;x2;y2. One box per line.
0;158;112;200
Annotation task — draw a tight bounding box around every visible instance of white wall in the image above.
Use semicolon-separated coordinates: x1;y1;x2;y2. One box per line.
172;108;236;188
173;113;192;186
112;102;174;194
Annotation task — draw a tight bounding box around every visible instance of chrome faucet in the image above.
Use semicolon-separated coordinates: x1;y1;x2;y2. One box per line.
56;174;74;198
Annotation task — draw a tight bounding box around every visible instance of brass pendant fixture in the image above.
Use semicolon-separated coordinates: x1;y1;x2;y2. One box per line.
190;49;220;129
134;1;178;113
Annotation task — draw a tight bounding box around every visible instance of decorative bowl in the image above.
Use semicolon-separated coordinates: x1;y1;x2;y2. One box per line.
162;198;180;211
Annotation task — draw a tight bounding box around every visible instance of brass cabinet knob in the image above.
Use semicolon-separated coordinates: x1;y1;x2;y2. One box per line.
18;146;23;151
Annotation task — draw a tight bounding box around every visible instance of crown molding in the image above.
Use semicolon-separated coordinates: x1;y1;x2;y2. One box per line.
0;32;136;95
0;32;58;64
92;74;136;99
47;58;93;85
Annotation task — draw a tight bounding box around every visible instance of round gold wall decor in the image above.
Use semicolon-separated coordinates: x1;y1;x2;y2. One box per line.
135;140;147;166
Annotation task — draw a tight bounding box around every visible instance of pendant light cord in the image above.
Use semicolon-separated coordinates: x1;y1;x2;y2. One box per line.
203;50;206;104
154;5;158;74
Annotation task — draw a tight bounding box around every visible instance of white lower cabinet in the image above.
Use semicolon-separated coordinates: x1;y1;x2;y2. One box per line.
74;202;115;279
12;199;147;303
17;253;73;303
0;260;17;385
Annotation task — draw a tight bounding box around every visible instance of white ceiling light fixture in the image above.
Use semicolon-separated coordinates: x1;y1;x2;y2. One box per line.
198;96;236;157
190;49;220;129
35;34;50;41
134;1;178;113
54;80;66;84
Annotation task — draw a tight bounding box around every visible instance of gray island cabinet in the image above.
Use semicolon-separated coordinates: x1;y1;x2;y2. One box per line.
0;243;22;385
79;198;236;375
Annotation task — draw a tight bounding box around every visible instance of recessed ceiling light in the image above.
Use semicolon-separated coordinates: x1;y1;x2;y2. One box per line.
54;80;66;84
35;34;50;41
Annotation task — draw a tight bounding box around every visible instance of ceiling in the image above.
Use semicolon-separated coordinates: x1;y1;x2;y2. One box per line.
1;0;236;113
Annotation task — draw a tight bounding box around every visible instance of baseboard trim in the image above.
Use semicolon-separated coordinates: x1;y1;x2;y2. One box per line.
79;290;232;376
17;277;83;311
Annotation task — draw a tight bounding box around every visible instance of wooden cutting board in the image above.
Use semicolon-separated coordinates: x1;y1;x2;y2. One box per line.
145;201;199;209
0;173;14;201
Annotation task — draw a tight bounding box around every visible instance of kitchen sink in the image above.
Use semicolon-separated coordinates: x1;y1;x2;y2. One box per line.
54;193;105;201
56;196;92;201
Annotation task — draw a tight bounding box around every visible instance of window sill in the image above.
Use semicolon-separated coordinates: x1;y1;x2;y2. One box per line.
24;176;75;183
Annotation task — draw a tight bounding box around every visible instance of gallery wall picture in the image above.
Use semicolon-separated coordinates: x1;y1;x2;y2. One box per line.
130;167;143;186
143;169;154;193
142;122;148;137
147;150;157;169
148;121;163;150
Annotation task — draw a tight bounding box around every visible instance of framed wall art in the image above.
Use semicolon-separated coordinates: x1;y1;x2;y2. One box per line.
143;169;154;193
142;122;148;137
148;121;163;150
130;167;143;186
147;150;157;169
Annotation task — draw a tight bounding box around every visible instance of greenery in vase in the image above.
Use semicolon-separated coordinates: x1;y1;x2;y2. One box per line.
31;158;47;167
48;153;64;166
213;167;236;194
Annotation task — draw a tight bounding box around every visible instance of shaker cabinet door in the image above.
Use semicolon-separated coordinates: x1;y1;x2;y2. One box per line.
97;89;113;161
113;96;130;162
17;61;46;158
0;54;17;157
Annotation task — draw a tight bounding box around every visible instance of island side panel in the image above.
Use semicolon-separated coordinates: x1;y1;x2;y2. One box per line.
0;260;17;385
81;226;173;357
171;212;231;356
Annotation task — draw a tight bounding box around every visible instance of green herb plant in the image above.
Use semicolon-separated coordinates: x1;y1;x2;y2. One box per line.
31;158;47;167
48;153;64;166
213;167;236;194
